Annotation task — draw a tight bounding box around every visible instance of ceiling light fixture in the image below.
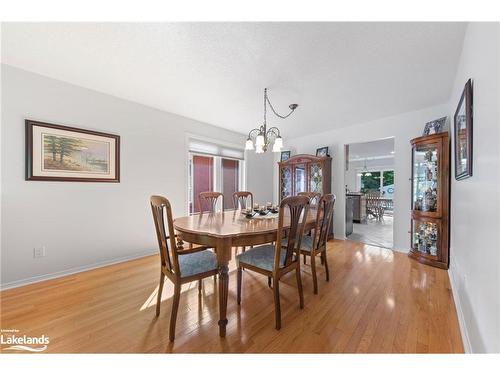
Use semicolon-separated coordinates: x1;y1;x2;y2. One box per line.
245;88;298;153
362;158;372;176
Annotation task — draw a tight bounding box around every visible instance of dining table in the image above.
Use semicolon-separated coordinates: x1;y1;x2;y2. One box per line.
173;208;318;337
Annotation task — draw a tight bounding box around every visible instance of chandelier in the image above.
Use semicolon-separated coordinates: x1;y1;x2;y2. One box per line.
245;88;298;153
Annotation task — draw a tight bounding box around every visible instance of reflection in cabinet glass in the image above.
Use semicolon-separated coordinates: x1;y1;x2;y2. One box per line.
309;163;323;193
413;144;439;212
280;166;292;200
409;132;449;269
295;164;306;193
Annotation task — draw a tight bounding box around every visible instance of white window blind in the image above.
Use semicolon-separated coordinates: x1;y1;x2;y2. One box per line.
188;138;244;160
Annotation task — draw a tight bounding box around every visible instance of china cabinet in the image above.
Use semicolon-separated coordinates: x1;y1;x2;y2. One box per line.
278;154;332;201
278;154;333;236
409;132;450;269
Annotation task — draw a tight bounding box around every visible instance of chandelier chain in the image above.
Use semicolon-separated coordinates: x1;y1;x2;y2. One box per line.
265;89;296;119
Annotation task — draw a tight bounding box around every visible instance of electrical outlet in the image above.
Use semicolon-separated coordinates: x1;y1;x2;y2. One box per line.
33;246;46;258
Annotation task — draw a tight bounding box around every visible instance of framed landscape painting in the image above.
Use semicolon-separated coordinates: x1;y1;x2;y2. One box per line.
454;79;473;180
26;120;120;182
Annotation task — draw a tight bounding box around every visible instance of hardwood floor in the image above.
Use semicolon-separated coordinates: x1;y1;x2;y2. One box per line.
0;240;463;353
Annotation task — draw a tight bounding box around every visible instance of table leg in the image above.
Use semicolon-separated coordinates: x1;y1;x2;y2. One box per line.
217;237;231;337
218;262;229;337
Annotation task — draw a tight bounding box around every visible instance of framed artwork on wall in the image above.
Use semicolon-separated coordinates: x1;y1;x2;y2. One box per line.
280;150;291;161
316;146;329;157
454;79;473;180
423;116;446;136
26;119;120;182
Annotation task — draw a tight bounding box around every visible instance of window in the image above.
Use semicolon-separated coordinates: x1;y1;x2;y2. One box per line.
189;155;214;213
360;171;381;193
359;169;394;198
221;158;240;209
187;137;245;214
382;170;394;198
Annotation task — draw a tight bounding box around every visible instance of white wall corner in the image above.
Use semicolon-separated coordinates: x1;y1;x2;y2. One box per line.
448;255;472;353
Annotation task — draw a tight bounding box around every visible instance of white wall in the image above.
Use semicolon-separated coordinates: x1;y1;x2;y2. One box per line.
281;104;449;251
245;150;274;205
0;65;247;288
446;23;500;353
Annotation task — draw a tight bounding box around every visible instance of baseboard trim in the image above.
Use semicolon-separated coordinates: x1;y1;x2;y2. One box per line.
448;262;472;353
0;250;157;291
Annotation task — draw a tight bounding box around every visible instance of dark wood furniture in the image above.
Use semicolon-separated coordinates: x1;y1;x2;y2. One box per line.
150;195;219;341
236;196;310;330
279;154;333;237
297;194;335;294
173;207;318;337
198;191;223;214
232;191;254;210
278;154;332;201
409;132;450;269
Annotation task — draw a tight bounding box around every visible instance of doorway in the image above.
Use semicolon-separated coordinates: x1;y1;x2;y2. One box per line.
344;138;395;249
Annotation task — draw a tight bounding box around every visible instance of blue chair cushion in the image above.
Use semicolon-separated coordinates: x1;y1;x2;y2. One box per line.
236;244;294;272
282;235;314;252
178;250;218;278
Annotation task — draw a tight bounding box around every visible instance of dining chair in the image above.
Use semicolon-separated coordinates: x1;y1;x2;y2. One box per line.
365;190;383;221
294;193;336;294
298;191;321;207
232;191;254;210
232;191;254;254
297;192;322;263
198;191;223;213
150;195;219;341
236;195;310;330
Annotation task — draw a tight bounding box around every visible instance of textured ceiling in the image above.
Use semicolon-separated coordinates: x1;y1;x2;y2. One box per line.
1;22;466;140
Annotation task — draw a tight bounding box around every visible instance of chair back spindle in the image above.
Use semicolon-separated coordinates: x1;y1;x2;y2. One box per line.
232;191;254;210
198;192;223;214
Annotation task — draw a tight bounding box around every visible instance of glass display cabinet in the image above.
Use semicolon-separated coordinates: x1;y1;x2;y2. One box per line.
409;132;450;269
278;154;331;201
278;154;332;236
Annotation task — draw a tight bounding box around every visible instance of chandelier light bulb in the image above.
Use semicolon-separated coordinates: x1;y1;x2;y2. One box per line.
255;144;264;153
272;142;281;152
255;134;265;147
245;138;254;150
274;136;283;149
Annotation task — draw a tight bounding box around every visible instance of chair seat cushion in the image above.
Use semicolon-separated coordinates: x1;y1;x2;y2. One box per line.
282;235;314;252
236;244;292;272
178;250;217;278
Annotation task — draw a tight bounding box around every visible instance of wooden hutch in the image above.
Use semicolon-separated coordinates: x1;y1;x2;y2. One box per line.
278;154;333;235
409;132;450;269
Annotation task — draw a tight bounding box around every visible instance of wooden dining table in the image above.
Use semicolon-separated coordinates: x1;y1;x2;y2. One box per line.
173;208;318;337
